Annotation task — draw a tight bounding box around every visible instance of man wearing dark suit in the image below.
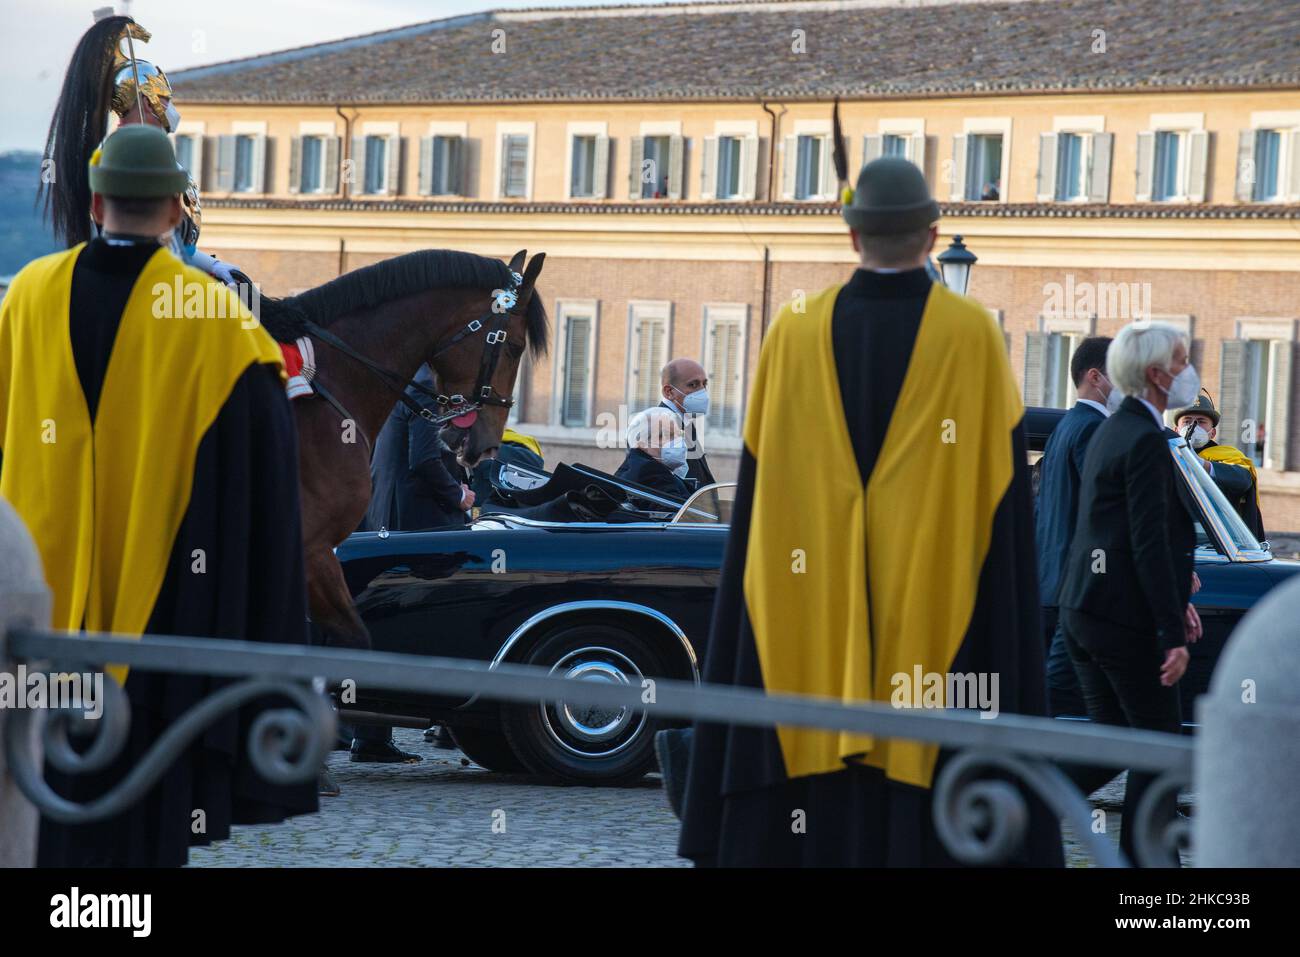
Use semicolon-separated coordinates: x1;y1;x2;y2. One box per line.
659;357;716;490
353;365;474;763
1058;322;1202;866
1035;336;1116;717
365;365;474;534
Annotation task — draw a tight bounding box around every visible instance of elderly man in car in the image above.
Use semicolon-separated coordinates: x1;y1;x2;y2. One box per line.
616;407;692;499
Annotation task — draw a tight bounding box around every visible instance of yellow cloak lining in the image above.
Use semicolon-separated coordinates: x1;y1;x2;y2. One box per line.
0;244;284;684
742;280;1022;789
1199;444;1260;506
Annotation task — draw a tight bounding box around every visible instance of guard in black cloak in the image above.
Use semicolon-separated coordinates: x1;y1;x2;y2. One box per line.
676;144;1062;866
0;126;317;866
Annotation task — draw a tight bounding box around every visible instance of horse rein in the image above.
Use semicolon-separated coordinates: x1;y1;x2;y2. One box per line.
302;271;526;443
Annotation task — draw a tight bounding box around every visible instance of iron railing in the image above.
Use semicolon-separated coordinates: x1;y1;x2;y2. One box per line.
1;626;1195;867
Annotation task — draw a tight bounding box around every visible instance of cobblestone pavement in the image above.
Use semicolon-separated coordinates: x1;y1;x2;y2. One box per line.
188;729;1190;867
189;729;688;867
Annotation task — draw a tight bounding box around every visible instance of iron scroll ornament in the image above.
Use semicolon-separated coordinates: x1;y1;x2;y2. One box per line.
4;670;334;825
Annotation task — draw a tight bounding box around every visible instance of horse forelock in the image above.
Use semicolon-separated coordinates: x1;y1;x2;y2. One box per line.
282;249;549;356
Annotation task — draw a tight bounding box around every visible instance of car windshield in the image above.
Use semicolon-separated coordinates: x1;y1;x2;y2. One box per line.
671;483;737;525
1170;440;1265;555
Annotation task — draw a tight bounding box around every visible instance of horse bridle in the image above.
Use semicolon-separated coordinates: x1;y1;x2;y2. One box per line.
303;271;525;438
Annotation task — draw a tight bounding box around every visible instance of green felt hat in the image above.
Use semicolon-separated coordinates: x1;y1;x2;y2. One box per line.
842;157;941;235
88;125;188;198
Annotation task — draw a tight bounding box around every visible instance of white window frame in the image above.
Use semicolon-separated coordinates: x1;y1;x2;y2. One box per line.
231;120;268;194
701;302;750;437
1145;113;1206;203
789;118;833;202
1047;116;1106;203
565;121;608;200
877;117;926;168
296;121;336;195
552;299;600;428
625;300;673;412
707;119;760;202
358;121;400;196
495;121;535;201
425;121;468;197
1038;313;1096;409
1245;111;1300;203
1235;318;1297;472
961;117;1012;203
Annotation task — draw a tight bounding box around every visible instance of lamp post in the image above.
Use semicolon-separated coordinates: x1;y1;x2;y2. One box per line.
937;235;978;296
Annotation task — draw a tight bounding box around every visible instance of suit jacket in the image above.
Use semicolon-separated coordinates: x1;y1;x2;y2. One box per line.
1034;401;1106;607
363;366;468;532
615;447;691;499
659;399;716;488
1058;396;1196;649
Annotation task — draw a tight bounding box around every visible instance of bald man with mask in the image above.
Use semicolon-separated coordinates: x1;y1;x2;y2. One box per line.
659;357;716;490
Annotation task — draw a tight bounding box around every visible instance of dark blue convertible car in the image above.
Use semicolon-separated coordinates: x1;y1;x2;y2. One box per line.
337;408;1297;784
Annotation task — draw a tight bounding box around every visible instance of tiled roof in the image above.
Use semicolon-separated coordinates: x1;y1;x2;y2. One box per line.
202;197;1300;219
171;0;1300;104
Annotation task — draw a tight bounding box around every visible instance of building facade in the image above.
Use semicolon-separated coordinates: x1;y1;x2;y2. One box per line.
170;0;1300;530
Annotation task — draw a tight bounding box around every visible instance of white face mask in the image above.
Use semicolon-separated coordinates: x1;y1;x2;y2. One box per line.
1104;384;1125;414
1159;364;1201;409
660;437;688;474
1185;425;1212;449
672;386;710;417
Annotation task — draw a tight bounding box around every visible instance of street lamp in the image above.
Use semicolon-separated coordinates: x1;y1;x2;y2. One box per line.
937;235;977;297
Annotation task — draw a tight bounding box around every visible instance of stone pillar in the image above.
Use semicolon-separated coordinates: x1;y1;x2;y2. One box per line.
1195;574;1300;866
0;498;50;867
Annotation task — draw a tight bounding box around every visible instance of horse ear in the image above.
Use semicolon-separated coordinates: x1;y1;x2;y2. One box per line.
517;252;546;306
507;249;527;274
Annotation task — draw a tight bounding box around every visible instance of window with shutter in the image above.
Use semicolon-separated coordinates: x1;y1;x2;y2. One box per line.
1087;132;1113;203
1043;332;1082;408
1218;338;1247;458
882;134;908;158
561;315;593;427
502;134;530;198
668;135;684;200
362;136;387;194
705;307;745;434
794;135;823;200
862;134;882;168
1022;331;1049;406
627;307;669;411
1252;130;1283;201
1153;131;1183;200
638;135;671;199
1242;340;1272;468
174;135;195;179
966;134;1003;201
215;135;236;192
299;136;323;192
716;136;742;199
233;134;257;192
570;135;596;198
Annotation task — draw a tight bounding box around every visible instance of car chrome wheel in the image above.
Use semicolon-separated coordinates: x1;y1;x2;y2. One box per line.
541;646;646;758
501;623;667;785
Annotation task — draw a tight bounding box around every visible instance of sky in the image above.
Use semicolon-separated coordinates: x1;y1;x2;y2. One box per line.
0;0;672;153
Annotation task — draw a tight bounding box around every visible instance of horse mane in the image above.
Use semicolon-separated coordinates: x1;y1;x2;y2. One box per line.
258;249;548;356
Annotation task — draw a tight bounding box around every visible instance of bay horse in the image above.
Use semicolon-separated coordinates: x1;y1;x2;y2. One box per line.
257;249;548;650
